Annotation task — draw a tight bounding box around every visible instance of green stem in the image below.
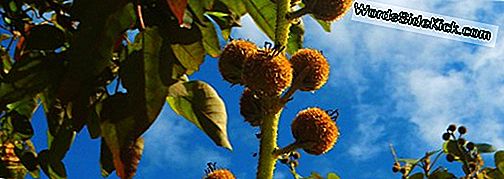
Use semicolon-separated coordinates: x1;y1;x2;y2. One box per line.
256;110;283;179
256;0;291;178
274;0;291;47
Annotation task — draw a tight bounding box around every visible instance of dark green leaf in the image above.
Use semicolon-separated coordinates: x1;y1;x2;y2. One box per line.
287;20;304;55
38;150;67;179
0;52;65;106
484;168;504;179
409;172;424;179
443;140;462;158
86;103;102;139
428;168;456;179
24;24;66;51
59;2;135;102
49;124;76;161
242;0;276;40
220;0;247;16
495;151;504;173
171;42;206;75
100;139;115;177
167;80;232;150
476;143;496;153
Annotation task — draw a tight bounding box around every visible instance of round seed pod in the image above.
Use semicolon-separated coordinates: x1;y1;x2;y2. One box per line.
219;40;257;85
239;88;265;127
205;169;236;179
290;49;329;91
291;107;339;155
305;0;352;21
242;49;293;96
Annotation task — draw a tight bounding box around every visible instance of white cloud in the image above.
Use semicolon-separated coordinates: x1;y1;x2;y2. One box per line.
140;105;230;176
301;0;504;158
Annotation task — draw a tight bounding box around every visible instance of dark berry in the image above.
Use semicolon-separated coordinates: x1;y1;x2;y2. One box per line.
466;142;475;151
446;154;455;162
399;167;406;174
291;160;299;168
447;124;457;132
458;126;467;134
442;133;451;141
458;138;466;146
279;158;290;164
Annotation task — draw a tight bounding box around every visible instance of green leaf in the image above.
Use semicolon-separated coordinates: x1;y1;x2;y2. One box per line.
495;151;504;173
171;42;206;75
313;16;332;32
409;172;424;179
287;20;304;55
188;0;221;57
443;140;462;158
242;0;276;40
428;168;456;179
59;2;135;102
38;150;67;179
198;21;221;57
167;80;232;150
49;124;76;161
100;139;115;177
86;103;102;139
303;172;324;179
0;52;65;106
327;172;341;179
206;1;243;41
476;143;496;153
398;158;419;165
23;24;66;51
485;168;504;179
220;0;247;16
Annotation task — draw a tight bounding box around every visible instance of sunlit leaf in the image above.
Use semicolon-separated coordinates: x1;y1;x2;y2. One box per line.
188;0;221;57
242;0;276;40
167;80;232;150
313;16;332;32
220;0;247;16
171;42;206;75
443;140;462;158
287;20;304;55
327;172;340;179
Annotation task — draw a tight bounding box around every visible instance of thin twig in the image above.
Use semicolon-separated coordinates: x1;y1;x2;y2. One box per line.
280;66;311;104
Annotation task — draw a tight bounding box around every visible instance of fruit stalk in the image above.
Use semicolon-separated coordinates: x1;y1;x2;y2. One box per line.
256;109;282;179
257;0;291;178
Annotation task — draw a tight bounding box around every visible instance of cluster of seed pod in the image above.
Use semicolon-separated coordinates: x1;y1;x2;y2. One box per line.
0;141;26;178
442;124;484;175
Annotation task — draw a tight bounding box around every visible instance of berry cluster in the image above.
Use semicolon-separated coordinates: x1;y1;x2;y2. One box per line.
442;124;484;176
279;151;301;171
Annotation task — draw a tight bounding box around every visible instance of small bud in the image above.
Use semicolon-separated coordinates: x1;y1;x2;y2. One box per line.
458;126;467;135
392;165;400;173
399;167;406;174
291;151;301;159
442;133;451;141
290;160;299;168
447;124;457;132
466;142;475;151
446;154;455;162
279;158;290;164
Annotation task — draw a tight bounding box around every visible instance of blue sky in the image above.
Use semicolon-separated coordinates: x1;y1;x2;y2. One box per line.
12;0;504;178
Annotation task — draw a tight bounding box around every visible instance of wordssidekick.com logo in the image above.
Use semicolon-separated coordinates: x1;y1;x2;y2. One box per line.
351;0;499;47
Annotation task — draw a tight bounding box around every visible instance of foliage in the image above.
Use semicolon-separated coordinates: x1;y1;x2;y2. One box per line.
391;124;504;179
0;0;346;178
